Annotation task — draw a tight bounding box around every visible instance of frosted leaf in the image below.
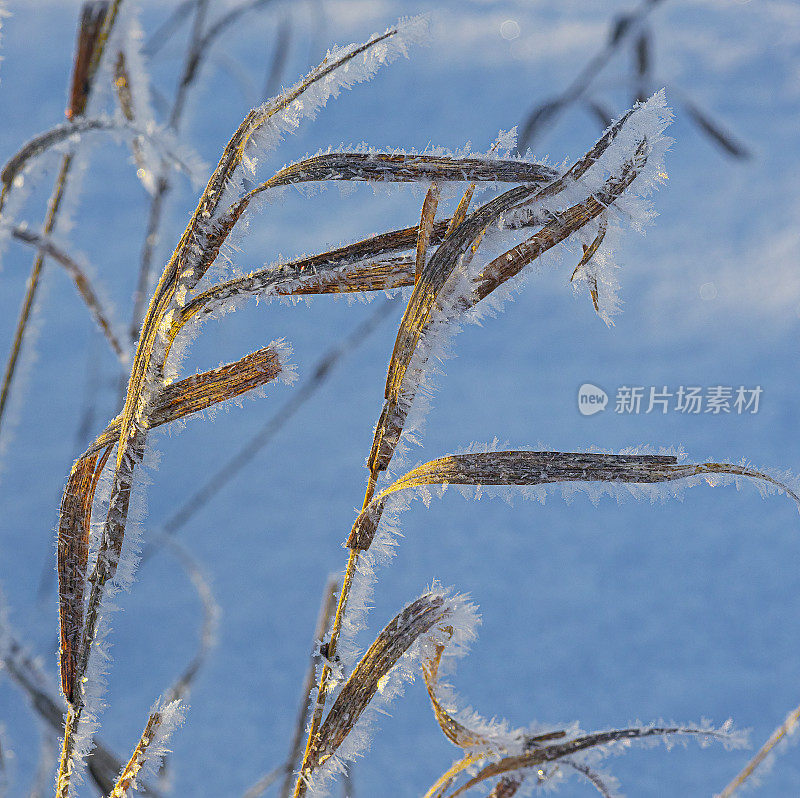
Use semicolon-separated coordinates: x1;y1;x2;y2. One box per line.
305;585;479;797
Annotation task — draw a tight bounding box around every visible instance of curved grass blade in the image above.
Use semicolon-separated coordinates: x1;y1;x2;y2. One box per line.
12;227;127;363
58;443;113;704
422;627;498;751
347;451;800;551
176;256;415;335
57;343;282;702
84;344;285;458
237;153;557;205
296;593;450;794
367;107;640;477
440;725;739;798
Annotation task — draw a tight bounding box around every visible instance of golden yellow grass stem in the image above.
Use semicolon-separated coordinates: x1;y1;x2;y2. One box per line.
0;153;72;438
55;704;78;798
718;703;800;797
293;474;378;797
107;711;162;798
422;755;487;798
279;577;340;798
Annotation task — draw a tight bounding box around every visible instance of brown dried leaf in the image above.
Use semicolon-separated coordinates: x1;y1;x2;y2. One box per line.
349;451;682;551
87;345;284;457
106;710;162;798
67;2;110;120
58;444;112;703
57;345;282;700
471;141;645;305
302;593;450;778
244;153;558;199
442;726;728;798
367;109;639;476
348;450;800;551
416;183;440;285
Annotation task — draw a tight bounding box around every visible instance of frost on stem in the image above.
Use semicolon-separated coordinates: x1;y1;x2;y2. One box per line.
302;586;479;798
106;3;172;195
335;446;800;674
427;718;747;798
366;91;674;484
0;117;206;203
108;697;186;798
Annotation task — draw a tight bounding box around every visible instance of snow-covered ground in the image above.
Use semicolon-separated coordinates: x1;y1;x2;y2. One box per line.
1;1;800;795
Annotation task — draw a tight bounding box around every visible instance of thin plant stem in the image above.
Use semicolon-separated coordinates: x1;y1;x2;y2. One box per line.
129;0;209;348
517;0;666;150
718;703;800;797
1;0;124;439
0;154;72;438
292;478;376;798
279;577;340;798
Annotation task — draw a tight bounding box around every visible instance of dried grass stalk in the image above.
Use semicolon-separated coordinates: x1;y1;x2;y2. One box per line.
56;344;282;703
718;702;800;797
368;109;638;477
107;711;163;798
278;576;340;798
348;451;799;551
56;24;433;794
11;227;126;362
67;1;111;120
299;593;449;788
438;726;735;798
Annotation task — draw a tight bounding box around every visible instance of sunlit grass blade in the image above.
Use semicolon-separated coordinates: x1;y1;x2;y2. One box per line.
105;700;184;798
438;725;741;798
718;702;800;797
85;344;286;457
295;592;451;795
235;153;557;206
416;183;440;285
367;107;640;477
347;450;800;551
